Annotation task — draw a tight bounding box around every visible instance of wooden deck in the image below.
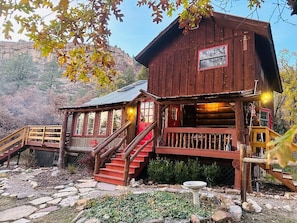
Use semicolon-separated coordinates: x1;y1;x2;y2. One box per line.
157;127;240;159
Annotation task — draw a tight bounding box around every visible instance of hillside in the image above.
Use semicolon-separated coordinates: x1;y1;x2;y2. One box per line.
0;41;142;138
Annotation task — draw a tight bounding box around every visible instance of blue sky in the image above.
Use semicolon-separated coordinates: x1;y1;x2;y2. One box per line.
108;1;297;59
1;1;296;61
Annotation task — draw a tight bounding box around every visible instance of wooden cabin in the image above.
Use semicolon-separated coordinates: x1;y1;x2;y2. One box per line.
56;12;285;189
4;12;295;191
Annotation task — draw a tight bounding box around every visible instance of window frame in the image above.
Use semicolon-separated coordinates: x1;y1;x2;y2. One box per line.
112;109;122;133
198;44;228;71
73;113;85;136
98;111;109;136
86;112;96;136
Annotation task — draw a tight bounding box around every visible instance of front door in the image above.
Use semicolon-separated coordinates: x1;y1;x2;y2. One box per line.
137;101;154;140
168;105;181;127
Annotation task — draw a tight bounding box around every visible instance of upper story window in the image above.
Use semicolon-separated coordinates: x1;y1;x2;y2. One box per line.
198;44;228;71
74;113;84;135
112;109;122;132
98;111;108;135
86;112;95;135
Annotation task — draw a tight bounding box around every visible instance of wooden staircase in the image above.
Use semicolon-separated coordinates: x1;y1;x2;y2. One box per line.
250;126;297;192
257;164;297;192
94;142;153;185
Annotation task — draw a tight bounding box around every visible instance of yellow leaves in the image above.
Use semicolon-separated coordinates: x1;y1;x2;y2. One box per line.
266;125;297;167
2;21;13;39
59;0;69;11
20;0;30;5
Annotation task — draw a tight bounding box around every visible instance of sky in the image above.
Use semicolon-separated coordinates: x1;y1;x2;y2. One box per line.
107;0;297;59
1;1;297;60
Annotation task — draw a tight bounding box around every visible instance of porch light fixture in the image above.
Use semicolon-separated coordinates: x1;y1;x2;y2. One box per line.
261;92;272;104
127;107;136;120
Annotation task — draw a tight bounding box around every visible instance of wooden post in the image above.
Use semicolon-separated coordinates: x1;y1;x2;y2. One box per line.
58;111;69;169
246;146;253;192
240;144;247;202
123;156;130;186
94;154;100;174
235;100;245;144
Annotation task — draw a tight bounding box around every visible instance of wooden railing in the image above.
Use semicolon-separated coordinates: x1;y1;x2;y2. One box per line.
249;126;281;154
0;125;62;157
26;125;62;148
92;121;131;174
162;127;237;151
122;121;156;185
0;127;27;155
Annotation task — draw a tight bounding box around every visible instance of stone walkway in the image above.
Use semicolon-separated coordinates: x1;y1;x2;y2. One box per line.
0;168;149;223
1;167;297;223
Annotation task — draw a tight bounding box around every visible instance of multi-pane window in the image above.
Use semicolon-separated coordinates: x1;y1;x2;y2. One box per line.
98;111;108;135
86;112;95;135
75;113;84;135
140;101;154;123
112;109;122;132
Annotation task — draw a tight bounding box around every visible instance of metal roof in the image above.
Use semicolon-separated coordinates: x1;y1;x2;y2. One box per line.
71;80;147;109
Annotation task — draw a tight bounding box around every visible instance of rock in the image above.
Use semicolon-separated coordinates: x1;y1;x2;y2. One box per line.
29;212;50;219
30;196;53;205
242;199;262;213
84;217;101;223
30;181;38;188
211;210;232;222
53;191;77;198
71;210;85;223
12;218;30;223
225;188;240;195
47;197;62;205
229;205;242;221
283;205;292;212
59;195;80;207
265;203;273;210
190;214;200;223
54;185;65;190
0;205;37;221
51;169;61;177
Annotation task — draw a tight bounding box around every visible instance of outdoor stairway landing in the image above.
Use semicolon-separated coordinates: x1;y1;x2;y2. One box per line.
93;142;153;185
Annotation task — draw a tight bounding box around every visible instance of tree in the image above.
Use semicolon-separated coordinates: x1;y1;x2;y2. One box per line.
266;49;297;167
0;52;38;93
137;66;149;80
3;0;293;85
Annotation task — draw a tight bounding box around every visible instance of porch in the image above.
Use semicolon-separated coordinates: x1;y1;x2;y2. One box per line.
156;127;241;188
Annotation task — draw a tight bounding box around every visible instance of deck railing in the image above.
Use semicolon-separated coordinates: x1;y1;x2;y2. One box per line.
162;127;237;151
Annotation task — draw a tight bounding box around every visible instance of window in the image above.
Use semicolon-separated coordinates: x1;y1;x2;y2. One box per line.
86;112;95;135
112;109;122;132
198;44;228;71
98;111;108;135
74;113;84;135
140;101;154;123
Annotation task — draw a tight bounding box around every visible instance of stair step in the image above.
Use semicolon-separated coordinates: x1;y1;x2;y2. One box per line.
94;173;125;185
283;173;293;180
100;168;135;178
105;163;140;171
272;168;282;173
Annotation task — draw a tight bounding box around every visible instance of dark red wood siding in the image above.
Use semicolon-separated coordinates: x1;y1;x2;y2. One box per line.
147;20;260;97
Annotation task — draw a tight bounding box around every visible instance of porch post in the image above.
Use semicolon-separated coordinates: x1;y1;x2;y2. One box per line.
234;100;245;191
58;111;69;169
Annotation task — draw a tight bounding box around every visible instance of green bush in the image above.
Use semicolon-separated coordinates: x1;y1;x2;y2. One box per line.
147;157;174;183
187;158;203;181
202;163;221;186
174;160;189;184
148;158;221;186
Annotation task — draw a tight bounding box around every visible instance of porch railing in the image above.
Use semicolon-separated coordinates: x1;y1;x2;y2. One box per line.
92;121;131;174
162;127;237;151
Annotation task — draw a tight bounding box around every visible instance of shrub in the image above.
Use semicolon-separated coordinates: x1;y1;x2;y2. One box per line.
148;158;221;186
202;163;221;186
174;160;189;184
187;158;203;181
147;157;174;183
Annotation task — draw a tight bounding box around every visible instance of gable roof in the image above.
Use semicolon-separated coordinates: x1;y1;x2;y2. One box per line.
60;80;147;110
135;12;282;93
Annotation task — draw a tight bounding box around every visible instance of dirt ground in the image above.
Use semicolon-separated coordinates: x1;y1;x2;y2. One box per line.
1;166;297;223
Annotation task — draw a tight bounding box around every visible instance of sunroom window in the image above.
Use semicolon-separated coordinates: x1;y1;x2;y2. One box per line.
99;111;108;135
75;113;84;135
112;109;122;132
86;112;95;135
